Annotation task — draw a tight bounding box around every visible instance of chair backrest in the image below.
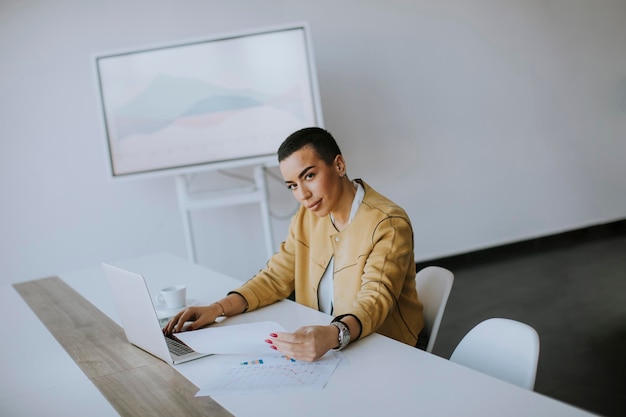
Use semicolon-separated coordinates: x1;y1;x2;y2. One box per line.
415;266;454;352
449;318;540;390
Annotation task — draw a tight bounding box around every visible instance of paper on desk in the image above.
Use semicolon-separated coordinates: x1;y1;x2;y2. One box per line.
195;351;343;396
175;321;285;354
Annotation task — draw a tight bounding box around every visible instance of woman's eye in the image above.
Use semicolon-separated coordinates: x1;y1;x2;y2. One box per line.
305;173;315;180
287;184;296;191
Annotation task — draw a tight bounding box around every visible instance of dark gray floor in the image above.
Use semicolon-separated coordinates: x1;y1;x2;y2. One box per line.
422;222;626;417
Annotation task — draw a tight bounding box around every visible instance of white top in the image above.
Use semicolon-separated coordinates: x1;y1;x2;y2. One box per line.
318;181;365;314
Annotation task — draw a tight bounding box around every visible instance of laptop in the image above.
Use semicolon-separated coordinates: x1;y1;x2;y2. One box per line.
102;262;210;364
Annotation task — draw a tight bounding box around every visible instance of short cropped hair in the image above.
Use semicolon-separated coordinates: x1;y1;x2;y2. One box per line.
277;127;342;166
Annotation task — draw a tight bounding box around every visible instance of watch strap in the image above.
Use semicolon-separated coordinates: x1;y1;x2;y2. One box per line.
333;313;362;341
331;320;350;351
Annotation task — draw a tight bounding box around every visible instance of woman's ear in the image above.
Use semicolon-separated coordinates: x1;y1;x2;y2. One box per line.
334;155;346;177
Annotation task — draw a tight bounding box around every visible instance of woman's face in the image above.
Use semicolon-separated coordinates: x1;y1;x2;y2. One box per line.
279;145;344;217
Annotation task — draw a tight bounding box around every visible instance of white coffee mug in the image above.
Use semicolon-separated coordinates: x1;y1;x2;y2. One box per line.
156;285;187;309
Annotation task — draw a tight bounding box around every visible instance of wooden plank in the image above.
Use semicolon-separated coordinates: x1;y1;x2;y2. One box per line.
14;277;233;417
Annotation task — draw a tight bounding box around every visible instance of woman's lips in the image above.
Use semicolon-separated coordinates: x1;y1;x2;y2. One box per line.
307;200;322;211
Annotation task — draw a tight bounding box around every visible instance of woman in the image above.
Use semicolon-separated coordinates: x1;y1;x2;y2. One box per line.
164;127;423;361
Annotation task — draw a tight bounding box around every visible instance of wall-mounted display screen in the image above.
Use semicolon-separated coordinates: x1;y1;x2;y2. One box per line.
95;23;323;178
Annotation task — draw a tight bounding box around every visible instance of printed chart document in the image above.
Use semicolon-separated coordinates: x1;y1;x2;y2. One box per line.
195;351;343;396
176;321;285;354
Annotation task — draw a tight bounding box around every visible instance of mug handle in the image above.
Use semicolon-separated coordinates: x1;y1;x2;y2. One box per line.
156;293;165;305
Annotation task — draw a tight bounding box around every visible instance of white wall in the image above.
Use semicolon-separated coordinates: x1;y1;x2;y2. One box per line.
2;0;625;286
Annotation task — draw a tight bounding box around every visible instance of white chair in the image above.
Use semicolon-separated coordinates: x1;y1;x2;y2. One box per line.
415;266;454;353
449;318;540;390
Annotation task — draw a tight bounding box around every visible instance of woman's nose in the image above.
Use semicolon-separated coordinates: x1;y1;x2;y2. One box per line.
296;186;311;202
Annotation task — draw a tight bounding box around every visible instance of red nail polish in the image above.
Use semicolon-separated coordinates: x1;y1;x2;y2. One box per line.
265;339;273;344
270;345;277;350
270;333;278;337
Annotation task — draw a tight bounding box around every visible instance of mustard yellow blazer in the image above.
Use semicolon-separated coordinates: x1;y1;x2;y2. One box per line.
233;179;424;347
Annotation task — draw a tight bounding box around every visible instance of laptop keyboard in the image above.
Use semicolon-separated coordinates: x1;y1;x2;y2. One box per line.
165;334;195;357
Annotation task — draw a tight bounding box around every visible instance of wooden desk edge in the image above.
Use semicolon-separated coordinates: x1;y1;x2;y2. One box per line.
13;276;233;417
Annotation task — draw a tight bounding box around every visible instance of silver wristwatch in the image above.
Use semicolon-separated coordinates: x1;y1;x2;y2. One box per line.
331;320;351;351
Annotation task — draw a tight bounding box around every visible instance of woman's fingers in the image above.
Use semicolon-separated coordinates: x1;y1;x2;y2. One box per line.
162;306;213;334
266;325;336;361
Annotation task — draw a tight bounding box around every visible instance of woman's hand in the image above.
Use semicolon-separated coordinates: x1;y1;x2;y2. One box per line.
163;294;248;335
266;325;339;361
162;304;221;334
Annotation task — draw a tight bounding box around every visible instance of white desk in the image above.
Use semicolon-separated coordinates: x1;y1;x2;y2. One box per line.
4;253;596;417
1;279;118;416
